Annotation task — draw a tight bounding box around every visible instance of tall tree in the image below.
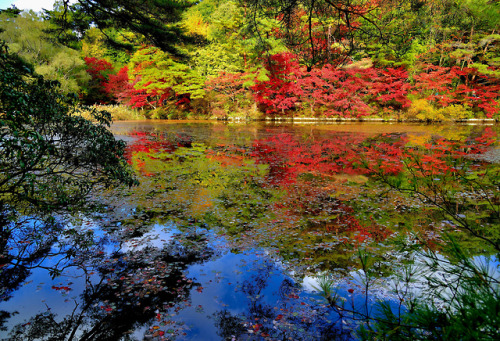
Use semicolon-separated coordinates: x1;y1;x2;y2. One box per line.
242;0;384;70
46;0;194;55
127;46;205;109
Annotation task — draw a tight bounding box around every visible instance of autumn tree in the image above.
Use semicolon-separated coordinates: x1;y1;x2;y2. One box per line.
82;56;114;104
242;0;386;70
104;65;134;105
127;46;205;110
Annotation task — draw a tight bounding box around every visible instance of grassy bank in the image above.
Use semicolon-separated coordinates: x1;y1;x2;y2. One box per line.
74;104;499;124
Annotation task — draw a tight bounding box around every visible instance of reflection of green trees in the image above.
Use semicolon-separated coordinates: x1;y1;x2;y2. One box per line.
123;126;498;279
0;214;61;332
318;132;500;339
367;132;499;253
0;216;61;303
126;142;278;231
113;124;499;339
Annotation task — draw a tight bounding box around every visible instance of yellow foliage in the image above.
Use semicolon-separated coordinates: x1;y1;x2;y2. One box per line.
439;103;473;120
81;28;107;60
73;105;146;121
183;11;209;37
406;99;441;121
406;99;473;121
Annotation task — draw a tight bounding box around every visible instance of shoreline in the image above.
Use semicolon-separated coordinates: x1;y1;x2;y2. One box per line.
213;116;498;124
110;116;499;125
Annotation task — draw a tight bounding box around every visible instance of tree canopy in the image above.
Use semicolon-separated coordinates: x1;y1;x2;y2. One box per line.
45;0;195;55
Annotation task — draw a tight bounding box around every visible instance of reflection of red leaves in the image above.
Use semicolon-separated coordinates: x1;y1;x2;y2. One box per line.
348;288;354;294
51;286;71;292
100;305;113;312
251;132;370;185
125;131;176;174
206;148;246;167
252;323;262;332
275;314;283;321
196;286;204;293
126;131;175;155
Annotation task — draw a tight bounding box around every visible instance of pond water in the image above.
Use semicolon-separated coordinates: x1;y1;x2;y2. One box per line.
0;121;498;340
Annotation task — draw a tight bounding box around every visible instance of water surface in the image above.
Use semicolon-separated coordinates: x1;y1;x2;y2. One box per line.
1;121;498;340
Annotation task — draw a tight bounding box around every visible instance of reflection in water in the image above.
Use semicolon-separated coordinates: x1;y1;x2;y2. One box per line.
3;221;214;339
0;122;498;339
0;213;62;303
178;248;356;340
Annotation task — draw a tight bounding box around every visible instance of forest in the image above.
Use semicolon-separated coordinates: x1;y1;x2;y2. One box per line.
1;0;499;121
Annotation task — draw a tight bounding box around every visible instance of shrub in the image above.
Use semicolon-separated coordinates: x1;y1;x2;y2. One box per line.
74;105;146;121
405;99;473;121
406;99;443;121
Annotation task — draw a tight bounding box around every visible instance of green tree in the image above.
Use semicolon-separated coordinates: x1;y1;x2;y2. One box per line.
47;0;195;55
0;10;90;94
359;0;500;68
186;1;251;77
0;43;135;214
128;46;205;109
80;27;132;66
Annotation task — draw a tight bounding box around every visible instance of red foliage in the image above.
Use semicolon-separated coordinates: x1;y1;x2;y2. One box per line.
104;66;134;104
83;57;114;104
84;57;113;82
369;67;411;110
125;79;174;110
412;65;500;118
296;65;374;117
252;53;411;117
252;53;302;114
252;55;498;118
206;72;249;102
